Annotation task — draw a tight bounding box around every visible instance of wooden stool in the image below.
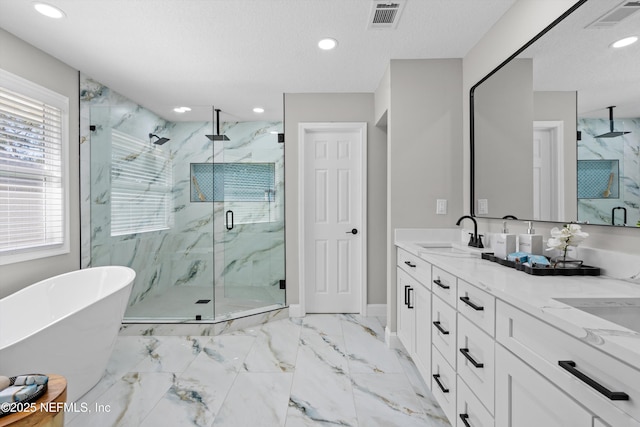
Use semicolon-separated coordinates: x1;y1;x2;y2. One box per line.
0;374;67;427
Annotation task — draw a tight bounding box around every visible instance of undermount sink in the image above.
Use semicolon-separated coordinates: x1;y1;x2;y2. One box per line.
414;242;480;258
555;297;640;333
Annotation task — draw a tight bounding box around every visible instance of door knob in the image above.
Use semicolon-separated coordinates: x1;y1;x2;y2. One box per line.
346;228;358;235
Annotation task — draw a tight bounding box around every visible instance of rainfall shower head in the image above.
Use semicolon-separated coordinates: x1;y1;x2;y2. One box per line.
149;133;170;145
206;108;230;141
206;134;230;141
595;106;631;138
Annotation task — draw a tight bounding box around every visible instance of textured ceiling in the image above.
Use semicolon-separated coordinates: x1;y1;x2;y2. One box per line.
522;0;640;119
0;0;517;121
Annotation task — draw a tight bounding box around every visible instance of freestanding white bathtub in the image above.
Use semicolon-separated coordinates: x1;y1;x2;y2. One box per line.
0;266;135;402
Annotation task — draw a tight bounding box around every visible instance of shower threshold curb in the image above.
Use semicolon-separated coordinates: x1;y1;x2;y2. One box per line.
118;305;289;336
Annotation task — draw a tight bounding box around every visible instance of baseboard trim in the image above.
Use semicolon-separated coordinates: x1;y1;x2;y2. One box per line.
288;304;385;318
288;304;304;317
385;326;400;348
366;304;387;317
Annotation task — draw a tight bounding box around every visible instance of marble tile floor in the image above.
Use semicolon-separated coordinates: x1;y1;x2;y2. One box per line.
66;314;450;427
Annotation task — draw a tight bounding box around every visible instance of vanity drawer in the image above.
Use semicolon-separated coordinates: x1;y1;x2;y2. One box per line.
497;300;640;423
457;377;494;427
457;314;494;414
397;248;432;286
432;345;457;424
432;266;457;307
457;279;495;337
432;294;457;368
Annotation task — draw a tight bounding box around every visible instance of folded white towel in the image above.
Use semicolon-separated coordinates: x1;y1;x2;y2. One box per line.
33;375;48;385
13;376;35;386
13;375;48;386
0;384;38;404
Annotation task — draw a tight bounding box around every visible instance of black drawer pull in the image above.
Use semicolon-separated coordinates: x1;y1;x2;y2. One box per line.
404;285;410;306
404;260;416;268
432;374;449;393
460;296;484;311
558;360;629;401
433;279;450;289
432;321;449;335
407;287;414;309
459;414;471;427
460;348;484;368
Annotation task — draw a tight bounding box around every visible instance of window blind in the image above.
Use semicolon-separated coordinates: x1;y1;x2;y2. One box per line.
110;130;172;236
0;85;64;253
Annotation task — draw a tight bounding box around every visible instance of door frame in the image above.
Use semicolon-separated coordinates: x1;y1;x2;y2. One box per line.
297;122;368;316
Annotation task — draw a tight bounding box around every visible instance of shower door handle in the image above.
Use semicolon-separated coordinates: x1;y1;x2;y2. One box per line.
225;210;234;230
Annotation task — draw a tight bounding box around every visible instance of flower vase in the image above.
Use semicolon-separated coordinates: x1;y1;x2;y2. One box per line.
551;255;583;268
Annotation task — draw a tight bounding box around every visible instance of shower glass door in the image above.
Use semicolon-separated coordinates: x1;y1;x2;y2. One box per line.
88;105;216;322
87;99;285;322
215;119;286;319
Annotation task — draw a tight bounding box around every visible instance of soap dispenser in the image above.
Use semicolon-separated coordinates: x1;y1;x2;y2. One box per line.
518;221;543;255
493;221;516;259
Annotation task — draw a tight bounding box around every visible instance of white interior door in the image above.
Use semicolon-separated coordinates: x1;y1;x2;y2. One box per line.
533;121;564;222
533;127;552;220
300;123;366;313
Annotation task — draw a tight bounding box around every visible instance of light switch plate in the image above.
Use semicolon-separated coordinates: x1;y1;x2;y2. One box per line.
436;199;447;215
478;199;489;215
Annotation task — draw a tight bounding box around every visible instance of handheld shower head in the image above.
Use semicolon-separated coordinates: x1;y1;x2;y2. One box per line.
149;133;170;145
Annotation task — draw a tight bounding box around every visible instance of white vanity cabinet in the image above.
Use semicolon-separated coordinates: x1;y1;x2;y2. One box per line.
396;248;432;375
495;343;595;427
396;268;417;353
457;379;494;427
496;300;640;427
414;281;432;378
432;292;457;366
432;340;457;423
457;314;495;414
395;240;640;427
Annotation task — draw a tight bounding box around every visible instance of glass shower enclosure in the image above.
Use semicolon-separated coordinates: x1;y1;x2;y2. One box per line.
88;103;285;322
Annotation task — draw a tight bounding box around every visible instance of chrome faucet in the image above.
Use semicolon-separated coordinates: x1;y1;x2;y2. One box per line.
456;215;483;248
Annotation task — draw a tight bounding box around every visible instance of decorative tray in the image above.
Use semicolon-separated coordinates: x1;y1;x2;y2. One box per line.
0;374;48;417
481;253;600;276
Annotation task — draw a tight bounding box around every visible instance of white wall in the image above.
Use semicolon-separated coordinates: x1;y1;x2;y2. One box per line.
284;93;387;306
0;28;80;298
384;59;463;331
474;58;533;218
463;0;640;254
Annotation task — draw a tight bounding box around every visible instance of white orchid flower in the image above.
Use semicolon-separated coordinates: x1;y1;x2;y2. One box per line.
546;224;589;252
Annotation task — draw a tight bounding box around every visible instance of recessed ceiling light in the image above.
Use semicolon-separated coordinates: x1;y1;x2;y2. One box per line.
33;2;66;19
253;107;265;113
318;38;338;50
174;106;191;113
270;131;278;134
612;36;638;48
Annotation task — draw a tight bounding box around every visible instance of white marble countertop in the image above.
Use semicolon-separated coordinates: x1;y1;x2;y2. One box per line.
395;228;640;370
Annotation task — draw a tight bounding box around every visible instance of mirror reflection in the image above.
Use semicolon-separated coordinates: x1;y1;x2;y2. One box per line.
472;0;640;227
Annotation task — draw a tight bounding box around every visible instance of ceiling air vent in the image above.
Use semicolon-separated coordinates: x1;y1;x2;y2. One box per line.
586;1;640;29
367;0;406;30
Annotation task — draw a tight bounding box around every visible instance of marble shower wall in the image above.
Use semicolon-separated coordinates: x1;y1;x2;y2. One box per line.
80;74;284;317
578;118;640;227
